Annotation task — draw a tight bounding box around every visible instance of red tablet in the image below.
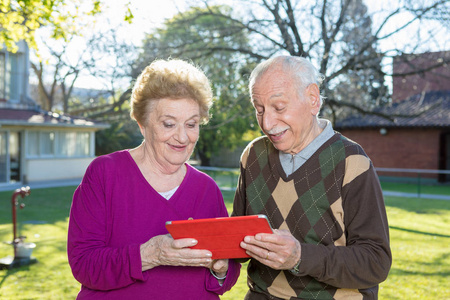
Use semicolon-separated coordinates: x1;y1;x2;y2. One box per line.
165;215;273;259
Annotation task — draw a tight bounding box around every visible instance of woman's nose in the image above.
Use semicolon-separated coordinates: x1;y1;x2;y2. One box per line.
175;125;188;142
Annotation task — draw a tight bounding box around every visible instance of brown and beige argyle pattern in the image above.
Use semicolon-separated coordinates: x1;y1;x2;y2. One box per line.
233;134;376;300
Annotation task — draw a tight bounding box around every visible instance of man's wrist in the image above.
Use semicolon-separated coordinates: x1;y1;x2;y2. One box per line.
289;256;302;276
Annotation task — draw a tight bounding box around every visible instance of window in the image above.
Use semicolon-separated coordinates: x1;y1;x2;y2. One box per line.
76;132;90;156
0;51;23;102
0;53;5;100
27;131;39;156
59;132;76;156
9;54;21;101
27;131;92;158
40;132;55;155
0;132;7;182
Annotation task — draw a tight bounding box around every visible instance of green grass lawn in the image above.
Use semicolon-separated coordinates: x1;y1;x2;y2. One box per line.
0;185;449;299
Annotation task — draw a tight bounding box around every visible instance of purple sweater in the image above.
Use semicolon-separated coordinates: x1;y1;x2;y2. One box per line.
67;150;240;299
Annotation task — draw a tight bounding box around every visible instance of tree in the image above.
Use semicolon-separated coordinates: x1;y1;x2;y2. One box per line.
323;0;389;121
68;25;137;120
95;120;142;156
169;0;449;123
30;21;137;113
31;35;83;112
135;5;260;165
0;0;105;52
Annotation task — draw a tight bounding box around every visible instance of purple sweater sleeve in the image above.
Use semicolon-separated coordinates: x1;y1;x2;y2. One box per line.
68;163;145;291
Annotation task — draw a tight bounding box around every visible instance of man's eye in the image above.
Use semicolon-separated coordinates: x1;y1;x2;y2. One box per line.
275;106;285;112
255;108;264;115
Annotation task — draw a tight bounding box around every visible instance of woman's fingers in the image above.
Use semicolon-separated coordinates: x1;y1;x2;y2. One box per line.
171;237;198;249
159;235;213;266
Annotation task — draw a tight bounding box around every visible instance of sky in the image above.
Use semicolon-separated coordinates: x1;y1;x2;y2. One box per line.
103;0;188;43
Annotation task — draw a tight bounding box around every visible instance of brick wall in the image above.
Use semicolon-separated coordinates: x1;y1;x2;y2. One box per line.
339;128;441;178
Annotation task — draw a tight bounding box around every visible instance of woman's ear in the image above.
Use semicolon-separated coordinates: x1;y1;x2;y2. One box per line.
307;84;321;116
137;122;145;136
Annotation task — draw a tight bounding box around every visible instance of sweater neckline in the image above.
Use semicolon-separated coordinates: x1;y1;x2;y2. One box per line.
272;133;340;182
124;149;191;203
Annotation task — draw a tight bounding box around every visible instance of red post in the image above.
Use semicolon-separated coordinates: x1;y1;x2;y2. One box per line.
11;186;31;256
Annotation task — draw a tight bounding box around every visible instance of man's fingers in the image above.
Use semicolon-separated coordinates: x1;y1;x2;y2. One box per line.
254;230;295;243
241;240;271;258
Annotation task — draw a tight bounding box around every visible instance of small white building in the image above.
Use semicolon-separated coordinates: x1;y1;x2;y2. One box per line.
0;41;108;191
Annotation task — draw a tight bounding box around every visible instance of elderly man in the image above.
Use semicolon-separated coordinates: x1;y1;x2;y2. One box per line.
232;56;391;300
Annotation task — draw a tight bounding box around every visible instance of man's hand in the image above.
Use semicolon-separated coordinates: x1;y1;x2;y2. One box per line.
240;229;301;270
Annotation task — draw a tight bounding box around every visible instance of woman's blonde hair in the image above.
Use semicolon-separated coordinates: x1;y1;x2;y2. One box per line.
130;58;213;125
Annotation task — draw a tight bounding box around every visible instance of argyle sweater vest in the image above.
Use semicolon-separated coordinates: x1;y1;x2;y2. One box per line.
233;133;388;300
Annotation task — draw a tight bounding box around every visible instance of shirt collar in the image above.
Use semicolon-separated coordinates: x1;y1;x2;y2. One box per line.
279;118;334;161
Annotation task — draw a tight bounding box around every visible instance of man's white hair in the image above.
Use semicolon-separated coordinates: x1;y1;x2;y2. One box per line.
249;55;325;107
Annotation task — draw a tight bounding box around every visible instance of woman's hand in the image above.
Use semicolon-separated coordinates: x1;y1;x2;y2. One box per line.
206;259;229;284
140;234;213;271
208;259;229;278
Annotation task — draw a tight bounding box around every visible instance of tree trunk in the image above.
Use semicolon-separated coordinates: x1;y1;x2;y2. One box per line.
197;150;211;166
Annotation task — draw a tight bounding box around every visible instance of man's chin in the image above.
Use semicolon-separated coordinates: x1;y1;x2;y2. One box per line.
269;140;286;152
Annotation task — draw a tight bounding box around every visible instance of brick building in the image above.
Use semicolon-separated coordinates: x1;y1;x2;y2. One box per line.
335;51;450;182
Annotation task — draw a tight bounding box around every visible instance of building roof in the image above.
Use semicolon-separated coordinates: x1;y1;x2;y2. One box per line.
0;107;109;129
335;90;450;129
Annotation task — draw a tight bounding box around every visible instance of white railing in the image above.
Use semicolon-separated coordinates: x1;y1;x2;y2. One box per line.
376;167;450;175
375;167;450;199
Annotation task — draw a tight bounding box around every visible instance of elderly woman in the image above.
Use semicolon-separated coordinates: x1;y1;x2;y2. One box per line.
67;59;240;299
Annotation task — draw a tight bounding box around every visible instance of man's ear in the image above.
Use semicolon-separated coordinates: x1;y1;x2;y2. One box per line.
307;84;321;116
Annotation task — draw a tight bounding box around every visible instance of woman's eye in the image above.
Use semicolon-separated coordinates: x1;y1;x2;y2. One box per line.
187;122;197;129
163;122;174;128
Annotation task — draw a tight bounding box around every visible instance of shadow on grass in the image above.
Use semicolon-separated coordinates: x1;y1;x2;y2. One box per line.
389;267;450;277
389;226;450;238
0;263;34;289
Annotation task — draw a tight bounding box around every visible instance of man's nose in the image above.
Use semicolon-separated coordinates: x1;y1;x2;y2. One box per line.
262;110;276;132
